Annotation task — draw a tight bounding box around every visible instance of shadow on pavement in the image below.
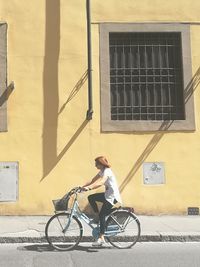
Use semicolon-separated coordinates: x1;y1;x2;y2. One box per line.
17;243;114;253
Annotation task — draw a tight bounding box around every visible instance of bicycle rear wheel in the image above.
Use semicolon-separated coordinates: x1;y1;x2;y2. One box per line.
45;212;83;251
105;210;140;249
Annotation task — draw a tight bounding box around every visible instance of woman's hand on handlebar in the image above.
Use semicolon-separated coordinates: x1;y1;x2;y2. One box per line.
69;186;91;194
80;186;90;192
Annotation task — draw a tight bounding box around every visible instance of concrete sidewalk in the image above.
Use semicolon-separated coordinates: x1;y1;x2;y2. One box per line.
0;215;200;243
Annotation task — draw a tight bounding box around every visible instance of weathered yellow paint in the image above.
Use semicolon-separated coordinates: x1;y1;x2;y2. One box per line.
0;0;199;215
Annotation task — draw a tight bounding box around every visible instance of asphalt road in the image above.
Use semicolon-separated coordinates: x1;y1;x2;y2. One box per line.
0;242;200;267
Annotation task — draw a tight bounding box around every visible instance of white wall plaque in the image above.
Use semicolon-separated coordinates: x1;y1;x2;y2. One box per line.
143;162;165;185
0;162;18;201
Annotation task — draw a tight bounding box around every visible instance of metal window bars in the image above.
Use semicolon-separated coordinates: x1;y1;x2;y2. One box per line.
109;32;185;121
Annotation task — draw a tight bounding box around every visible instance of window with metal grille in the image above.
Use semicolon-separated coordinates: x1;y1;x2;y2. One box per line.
100;23;195;132
109;32;185;121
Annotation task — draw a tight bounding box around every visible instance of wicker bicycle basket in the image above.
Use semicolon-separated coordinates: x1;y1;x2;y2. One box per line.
52;197;70;211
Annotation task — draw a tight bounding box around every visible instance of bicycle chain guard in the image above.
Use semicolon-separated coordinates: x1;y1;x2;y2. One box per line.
92;226;99;239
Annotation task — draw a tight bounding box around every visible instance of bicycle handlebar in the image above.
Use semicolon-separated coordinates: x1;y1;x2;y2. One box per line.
68;186;84;196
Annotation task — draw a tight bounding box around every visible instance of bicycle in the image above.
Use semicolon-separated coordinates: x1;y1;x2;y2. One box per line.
45;186;141;251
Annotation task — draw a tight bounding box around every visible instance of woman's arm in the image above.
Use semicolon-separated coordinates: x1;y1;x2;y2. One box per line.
82;173;101;187
87;175;107;190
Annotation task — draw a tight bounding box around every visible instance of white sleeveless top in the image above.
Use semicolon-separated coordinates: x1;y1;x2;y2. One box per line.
99;168;122;205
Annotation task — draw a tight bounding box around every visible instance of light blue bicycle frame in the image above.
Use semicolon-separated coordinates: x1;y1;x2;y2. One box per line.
62;192;123;237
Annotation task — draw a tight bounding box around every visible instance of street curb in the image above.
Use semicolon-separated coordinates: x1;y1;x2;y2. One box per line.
139;235;200;242
0;235;200;243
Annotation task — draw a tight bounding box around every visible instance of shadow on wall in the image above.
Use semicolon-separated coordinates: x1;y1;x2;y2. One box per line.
0;82;15;107
119;66;200;193
42;0;88;181
58;70;88;115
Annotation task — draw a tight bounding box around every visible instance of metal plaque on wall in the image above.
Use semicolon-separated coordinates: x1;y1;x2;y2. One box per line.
0;162;18;201
143;162;165;185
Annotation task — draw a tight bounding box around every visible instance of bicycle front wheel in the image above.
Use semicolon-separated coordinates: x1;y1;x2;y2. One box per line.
45;212;83;251
105;210;140;249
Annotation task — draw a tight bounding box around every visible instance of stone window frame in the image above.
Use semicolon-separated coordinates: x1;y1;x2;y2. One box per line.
0;23;7;132
99;23;195;132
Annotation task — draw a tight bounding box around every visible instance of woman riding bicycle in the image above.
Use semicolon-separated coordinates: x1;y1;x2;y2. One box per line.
82;156;122;246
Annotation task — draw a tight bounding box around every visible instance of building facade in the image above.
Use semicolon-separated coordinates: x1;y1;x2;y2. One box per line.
0;0;200;215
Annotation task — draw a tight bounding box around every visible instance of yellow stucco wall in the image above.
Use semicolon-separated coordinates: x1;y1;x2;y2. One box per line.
0;0;199;215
